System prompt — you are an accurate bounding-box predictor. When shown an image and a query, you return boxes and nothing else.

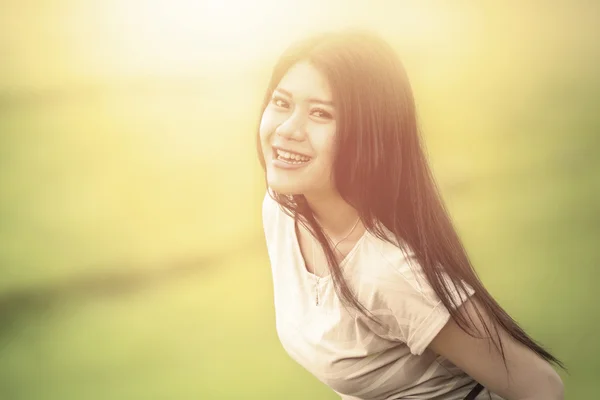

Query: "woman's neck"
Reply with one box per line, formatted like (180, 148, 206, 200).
(303, 190, 364, 240)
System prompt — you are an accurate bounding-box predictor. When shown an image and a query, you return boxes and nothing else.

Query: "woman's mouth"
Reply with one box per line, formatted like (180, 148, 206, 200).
(273, 148, 311, 164)
(271, 147, 312, 169)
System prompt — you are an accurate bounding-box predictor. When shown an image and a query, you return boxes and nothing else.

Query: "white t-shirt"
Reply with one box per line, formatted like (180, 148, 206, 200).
(262, 192, 504, 400)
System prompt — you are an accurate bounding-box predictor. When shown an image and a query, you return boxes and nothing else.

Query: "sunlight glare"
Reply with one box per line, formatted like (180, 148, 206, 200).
(107, 0, 301, 73)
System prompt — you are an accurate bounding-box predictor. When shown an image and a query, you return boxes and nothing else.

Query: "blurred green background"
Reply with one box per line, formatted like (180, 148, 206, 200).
(0, 0, 598, 399)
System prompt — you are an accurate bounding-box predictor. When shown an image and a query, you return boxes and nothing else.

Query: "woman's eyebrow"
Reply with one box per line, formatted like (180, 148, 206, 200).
(274, 87, 335, 107)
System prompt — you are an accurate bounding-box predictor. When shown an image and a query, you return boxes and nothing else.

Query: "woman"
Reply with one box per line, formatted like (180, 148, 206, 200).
(257, 30, 565, 400)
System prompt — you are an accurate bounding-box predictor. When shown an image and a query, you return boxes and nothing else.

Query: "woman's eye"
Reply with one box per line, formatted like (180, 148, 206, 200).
(271, 96, 289, 108)
(312, 109, 333, 119)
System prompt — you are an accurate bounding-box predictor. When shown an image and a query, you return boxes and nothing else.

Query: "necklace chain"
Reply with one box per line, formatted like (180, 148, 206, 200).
(312, 216, 361, 306)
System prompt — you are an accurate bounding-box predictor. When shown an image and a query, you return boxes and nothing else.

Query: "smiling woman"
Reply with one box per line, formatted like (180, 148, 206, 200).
(257, 29, 565, 400)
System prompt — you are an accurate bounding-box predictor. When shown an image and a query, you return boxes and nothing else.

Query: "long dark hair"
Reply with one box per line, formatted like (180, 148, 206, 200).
(256, 29, 564, 370)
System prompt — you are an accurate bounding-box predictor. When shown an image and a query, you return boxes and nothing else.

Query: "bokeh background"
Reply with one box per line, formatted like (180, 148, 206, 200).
(1, 0, 598, 399)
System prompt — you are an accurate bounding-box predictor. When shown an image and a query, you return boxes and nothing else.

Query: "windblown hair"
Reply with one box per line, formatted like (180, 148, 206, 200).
(256, 29, 564, 369)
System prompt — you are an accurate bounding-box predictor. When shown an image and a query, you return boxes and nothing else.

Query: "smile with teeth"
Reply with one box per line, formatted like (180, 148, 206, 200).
(275, 148, 311, 164)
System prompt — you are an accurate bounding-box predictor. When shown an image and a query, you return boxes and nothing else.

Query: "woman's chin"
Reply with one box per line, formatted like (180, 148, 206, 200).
(267, 179, 303, 196)
(268, 186, 300, 197)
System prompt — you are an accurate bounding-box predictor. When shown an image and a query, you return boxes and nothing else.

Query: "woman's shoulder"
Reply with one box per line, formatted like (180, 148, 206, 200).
(262, 190, 281, 220)
(361, 227, 418, 280)
(359, 228, 466, 305)
(354, 230, 423, 296)
(360, 226, 475, 311)
(261, 190, 290, 244)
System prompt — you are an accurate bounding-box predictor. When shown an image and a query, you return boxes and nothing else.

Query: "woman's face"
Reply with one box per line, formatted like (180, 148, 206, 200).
(259, 61, 337, 197)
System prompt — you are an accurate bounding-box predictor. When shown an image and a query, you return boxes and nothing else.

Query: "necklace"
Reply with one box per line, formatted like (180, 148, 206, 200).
(312, 216, 361, 306)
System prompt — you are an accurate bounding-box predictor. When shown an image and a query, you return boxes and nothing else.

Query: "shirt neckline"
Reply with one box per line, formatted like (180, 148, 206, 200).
(291, 216, 368, 283)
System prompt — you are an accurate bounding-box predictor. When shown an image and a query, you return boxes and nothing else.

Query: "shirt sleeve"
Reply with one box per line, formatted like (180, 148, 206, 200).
(373, 250, 475, 356)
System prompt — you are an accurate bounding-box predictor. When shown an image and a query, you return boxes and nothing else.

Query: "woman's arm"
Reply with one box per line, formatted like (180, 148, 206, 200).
(429, 298, 564, 400)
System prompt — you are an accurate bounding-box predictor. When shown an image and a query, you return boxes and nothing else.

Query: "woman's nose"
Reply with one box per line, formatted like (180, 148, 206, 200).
(275, 113, 306, 141)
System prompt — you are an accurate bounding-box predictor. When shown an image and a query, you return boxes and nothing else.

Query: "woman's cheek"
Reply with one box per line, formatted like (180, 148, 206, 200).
(258, 113, 272, 140)
(312, 128, 337, 158)
(260, 111, 284, 140)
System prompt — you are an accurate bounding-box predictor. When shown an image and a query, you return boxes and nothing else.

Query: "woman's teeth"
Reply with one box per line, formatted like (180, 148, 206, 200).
(276, 149, 311, 164)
